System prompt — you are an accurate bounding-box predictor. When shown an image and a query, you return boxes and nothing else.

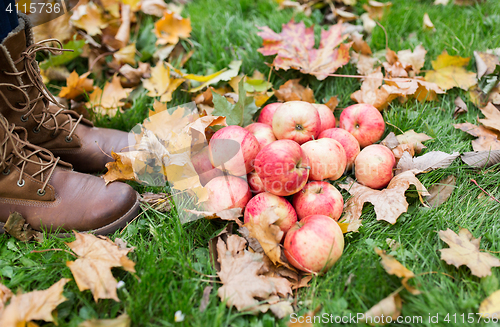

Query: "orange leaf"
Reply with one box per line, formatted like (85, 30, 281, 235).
(87, 75, 133, 116)
(70, 2, 109, 36)
(274, 79, 315, 103)
(103, 151, 137, 185)
(154, 10, 192, 45)
(59, 71, 94, 100)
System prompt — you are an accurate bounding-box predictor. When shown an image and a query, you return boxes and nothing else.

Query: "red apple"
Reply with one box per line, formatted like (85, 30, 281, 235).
(292, 181, 344, 221)
(244, 192, 297, 233)
(203, 175, 252, 212)
(284, 215, 344, 273)
(272, 101, 321, 145)
(191, 147, 225, 186)
(209, 125, 260, 176)
(313, 104, 336, 132)
(339, 104, 385, 148)
(247, 171, 265, 194)
(245, 123, 277, 149)
(258, 102, 282, 126)
(319, 128, 360, 171)
(355, 144, 396, 189)
(300, 138, 346, 181)
(254, 140, 310, 196)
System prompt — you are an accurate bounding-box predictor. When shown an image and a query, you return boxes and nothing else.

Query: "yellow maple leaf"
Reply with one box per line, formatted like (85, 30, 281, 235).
(0, 279, 69, 327)
(113, 43, 137, 66)
(87, 75, 132, 116)
(70, 1, 109, 36)
(143, 62, 185, 102)
(66, 232, 136, 302)
(154, 10, 192, 45)
(59, 71, 94, 100)
(424, 50, 477, 90)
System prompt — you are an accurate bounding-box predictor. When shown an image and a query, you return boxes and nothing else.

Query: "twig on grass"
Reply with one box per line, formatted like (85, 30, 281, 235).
(470, 179, 500, 204)
(30, 248, 77, 257)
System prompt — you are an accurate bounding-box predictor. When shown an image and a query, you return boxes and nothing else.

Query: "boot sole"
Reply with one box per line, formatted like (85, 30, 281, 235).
(0, 193, 141, 237)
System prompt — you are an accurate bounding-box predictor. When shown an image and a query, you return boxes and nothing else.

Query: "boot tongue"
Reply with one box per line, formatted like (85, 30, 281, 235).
(1, 24, 27, 63)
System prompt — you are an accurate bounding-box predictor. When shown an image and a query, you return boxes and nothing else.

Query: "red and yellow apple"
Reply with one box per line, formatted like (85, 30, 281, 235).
(313, 104, 336, 132)
(254, 139, 310, 196)
(244, 192, 297, 233)
(272, 101, 321, 145)
(339, 104, 385, 148)
(209, 125, 260, 176)
(284, 215, 344, 273)
(300, 138, 346, 181)
(319, 128, 360, 171)
(292, 181, 344, 221)
(245, 123, 277, 149)
(202, 175, 252, 212)
(355, 144, 396, 189)
(258, 102, 282, 126)
(191, 146, 224, 186)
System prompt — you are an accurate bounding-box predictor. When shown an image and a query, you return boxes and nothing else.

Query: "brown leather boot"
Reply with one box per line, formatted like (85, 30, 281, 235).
(0, 14, 132, 173)
(0, 114, 140, 234)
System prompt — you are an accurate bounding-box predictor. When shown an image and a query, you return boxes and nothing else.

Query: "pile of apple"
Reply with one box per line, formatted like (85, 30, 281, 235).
(191, 101, 395, 274)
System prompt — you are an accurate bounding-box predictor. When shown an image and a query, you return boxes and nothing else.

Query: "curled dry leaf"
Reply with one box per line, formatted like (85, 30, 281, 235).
(454, 96, 468, 118)
(375, 248, 420, 295)
(216, 234, 292, 314)
(154, 10, 192, 45)
(438, 228, 500, 278)
(396, 129, 432, 154)
(70, 2, 109, 36)
(274, 79, 315, 103)
(119, 62, 151, 87)
(460, 150, 500, 168)
(139, 192, 171, 213)
(396, 151, 459, 175)
(103, 152, 137, 185)
(199, 286, 213, 313)
(454, 122, 500, 151)
(479, 102, 500, 134)
(424, 50, 477, 91)
(360, 292, 402, 326)
(4, 212, 43, 242)
(87, 75, 133, 116)
(143, 62, 185, 102)
(423, 13, 436, 32)
(257, 20, 351, 80)
(59, 71, 94, 100)
(140, 0, 168, 16)
(397, 45, 427, 75)
(78, 313, 131, 327)
(339, 171, 430, 224)
(66, 232, 136, 302)
(324, 96, 339, 111)
(0, 278, 69, 327)
(479, 290, 500, 317)
(113, 43, 137, 66)
(184, 208, 243, 223)
(362, 0, 392, 20)
(474, 51, 500, 79)
(425, 175, 456, 207)
(0, 283, 13, 312)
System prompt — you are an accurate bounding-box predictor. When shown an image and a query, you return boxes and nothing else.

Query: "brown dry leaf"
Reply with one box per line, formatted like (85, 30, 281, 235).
(0, 279, 69, 327)
(425, 175, 457, 207)
(479, 290, 500, 317)
(87, 75, 132, 116)
(474, 51, 500, 79)
(216, 235, 292, 313)
(244, 207, 284, 266)
(397, 45, 427, 75)
(3, 211, 43, 242)
(454, 122, 500, 151)
(355, 53, 378, 76)
(363, 0, 392, 20)
(184, 208, 243, 223)
(351, 68, 395, 110)
(154, 10, 192, 45)
(139, 192, 171, 213)
(325, 96, 339, 111)
(460, 150, 500, 168)
(425, 50, 477, 90)
(396, 151, 459, 175)
(257, 21, 351, 80)
(33, 13, 74, 43)
(423, 13, 436, 32)
(438, 228, 500, 278)
(143, 62, 185, 102)
(396, 130, 432, 154)
(350, 31, 372, 56)
(339, 171, 430, 224)
(375, 248, 420, 295)
(119, 62, 151, 87)
(454, 96, 468, 118)
(199, 286, 213, 313)
(70, 2, 109, 36)
(59, 71, 94, 100)
(479, 102, 500, 133)
(0, 283, 13, 312)
(103, 151, 137, 185)
(360, 292, 402, 325)
(274, 79, 315, 103)
(140, 0, 168, 16)
(66, 232, 136, 302)
(79, 314, 131, 327)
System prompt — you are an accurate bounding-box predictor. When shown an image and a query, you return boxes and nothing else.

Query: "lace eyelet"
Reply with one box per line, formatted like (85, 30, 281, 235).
(51, 132, 57, 138)
(2, 169, 10, 175)
(65, 136, 73, 143)
(37, 189, 46, 196)
(7, 86, 14, 91)
(17, 179, 25, 187)
(32, 126, 40, 134)
(20, 115, 28, 122)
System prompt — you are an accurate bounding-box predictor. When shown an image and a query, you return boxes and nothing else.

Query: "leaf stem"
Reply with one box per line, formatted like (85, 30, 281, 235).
(470, 179, 500, 204)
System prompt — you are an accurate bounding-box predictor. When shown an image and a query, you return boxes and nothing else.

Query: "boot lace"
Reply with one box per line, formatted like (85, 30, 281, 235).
(2, 39, 82, 139)
(0, 116, 59, 196)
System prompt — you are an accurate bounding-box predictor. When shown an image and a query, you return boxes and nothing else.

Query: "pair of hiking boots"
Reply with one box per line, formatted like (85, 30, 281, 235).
(0, 14, 140, 235)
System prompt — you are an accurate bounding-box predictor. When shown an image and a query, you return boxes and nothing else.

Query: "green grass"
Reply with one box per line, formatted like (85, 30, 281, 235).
(2, 0, 500, 326)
